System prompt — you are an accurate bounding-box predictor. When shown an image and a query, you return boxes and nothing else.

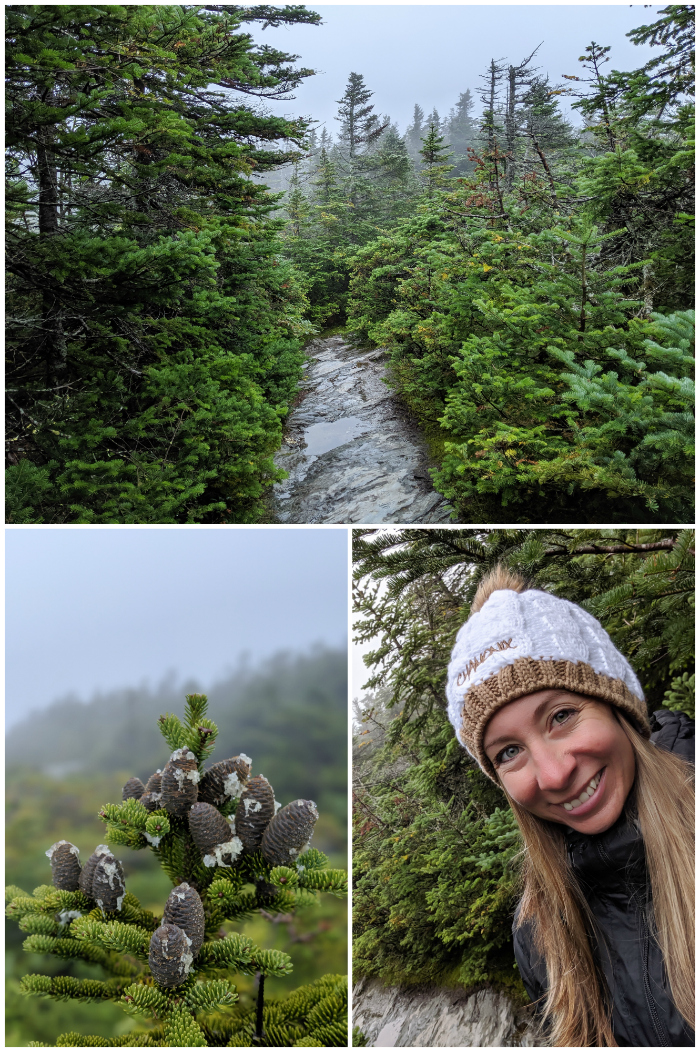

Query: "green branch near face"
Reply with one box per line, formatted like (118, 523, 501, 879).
(6, 694, 348, 1047)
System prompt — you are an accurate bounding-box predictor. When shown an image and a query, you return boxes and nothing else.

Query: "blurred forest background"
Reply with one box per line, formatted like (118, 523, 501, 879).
(6, 646, 347, 1046)
(352, 529, 693, 999)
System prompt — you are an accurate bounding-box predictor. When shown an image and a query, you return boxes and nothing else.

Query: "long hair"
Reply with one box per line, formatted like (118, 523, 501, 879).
(509, 714, 695, 1047)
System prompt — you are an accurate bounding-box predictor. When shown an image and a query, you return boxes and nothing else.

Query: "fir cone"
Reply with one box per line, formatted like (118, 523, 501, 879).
(140, 791, 163, 813)
(148, 922, 194, 988)
(122, 776, 146, 801)
(161, 748, 200, 816)
(78, 844, 111, 898)
(260, 799, 319, 866)
(92, 852, 126, 913)
(198, 754, 251, 807)
(140, 769, 163, 811)
(235, 775, 275, 851)
(45, 840, 81, 891)
(188, 802, 243, 868)
(162, 883, 205, 956)
(144, 770, 162, 793)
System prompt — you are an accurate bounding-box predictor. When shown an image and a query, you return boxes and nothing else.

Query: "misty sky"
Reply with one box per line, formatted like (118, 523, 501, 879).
(5, 528, 348, 728)
(248, 5, 659, 136)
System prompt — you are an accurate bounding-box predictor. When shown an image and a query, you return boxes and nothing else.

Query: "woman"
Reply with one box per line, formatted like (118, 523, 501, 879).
(446, 566, 694, 1047)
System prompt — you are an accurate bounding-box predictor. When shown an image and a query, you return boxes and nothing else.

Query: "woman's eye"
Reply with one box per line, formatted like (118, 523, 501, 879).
(496, 744, 520, 764)
(552, 708, 573, 725)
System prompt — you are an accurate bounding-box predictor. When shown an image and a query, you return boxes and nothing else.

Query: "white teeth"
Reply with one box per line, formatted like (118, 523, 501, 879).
(562, 772, 601, 811)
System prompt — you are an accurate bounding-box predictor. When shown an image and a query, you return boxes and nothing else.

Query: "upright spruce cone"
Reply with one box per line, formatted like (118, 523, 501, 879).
(198, 755, 251, 806)
(161, 748, 200, 816)
(78, 844, 111, 898)
(92, 852, 126, 913)
(188, 802, 243, 867)
(261, 799, 319, 866)
(235, 775, 275, 851)
(162, 883, 205, 956)
(148, 923, 194, 988)
(45, 840, 81, 891)
(122, 776, 146, 801)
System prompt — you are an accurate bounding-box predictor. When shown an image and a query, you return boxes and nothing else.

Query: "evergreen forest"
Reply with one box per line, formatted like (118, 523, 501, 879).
(352, 528, 694, 999)
(6, 5, 694, 523)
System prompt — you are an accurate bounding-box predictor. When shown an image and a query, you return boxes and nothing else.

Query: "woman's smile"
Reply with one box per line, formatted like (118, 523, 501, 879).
(555, 767, 604, 815)
(483, 691, 636, 834)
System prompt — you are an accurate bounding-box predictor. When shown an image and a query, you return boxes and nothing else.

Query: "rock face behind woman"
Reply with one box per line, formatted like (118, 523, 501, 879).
(351, 977, 536, 1047)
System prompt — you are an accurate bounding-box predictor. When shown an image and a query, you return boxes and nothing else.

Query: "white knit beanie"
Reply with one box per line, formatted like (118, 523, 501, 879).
(446, 572, 649, 782)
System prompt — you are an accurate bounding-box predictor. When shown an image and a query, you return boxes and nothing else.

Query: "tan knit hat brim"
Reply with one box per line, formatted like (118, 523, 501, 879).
(459, 656, 651, 783)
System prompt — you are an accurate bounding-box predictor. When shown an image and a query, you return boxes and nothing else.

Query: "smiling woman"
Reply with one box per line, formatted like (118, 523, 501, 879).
(446, 566, 695, 1047)
(483, 692, 637, 835)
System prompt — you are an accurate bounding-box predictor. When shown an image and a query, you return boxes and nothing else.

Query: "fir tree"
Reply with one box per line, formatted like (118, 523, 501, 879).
(566, 6, 695, 312)
(284, 165, 312, 239)
(6, 694, 348, 1047)
(443, 90, 478, 177)
(335, 73, 388, 160)
(5, 4, 320, 524)
(502, 46, 542, 192)
(405, 104, 427, 164)
(419, 124, 454, 197)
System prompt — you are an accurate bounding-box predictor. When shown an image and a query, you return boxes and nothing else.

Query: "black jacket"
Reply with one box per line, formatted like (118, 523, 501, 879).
(513, 710, 695, 1047)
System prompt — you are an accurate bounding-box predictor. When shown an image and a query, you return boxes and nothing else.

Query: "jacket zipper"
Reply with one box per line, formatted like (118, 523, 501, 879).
(641, 910, 669, 1047)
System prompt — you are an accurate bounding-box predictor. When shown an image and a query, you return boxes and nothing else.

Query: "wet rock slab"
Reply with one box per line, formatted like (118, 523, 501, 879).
(352, 976, 536, 1047)
(272, 336, 453, 524)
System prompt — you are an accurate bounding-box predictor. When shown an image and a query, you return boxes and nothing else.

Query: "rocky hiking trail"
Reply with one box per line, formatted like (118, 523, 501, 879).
(271, 335, 453, 523)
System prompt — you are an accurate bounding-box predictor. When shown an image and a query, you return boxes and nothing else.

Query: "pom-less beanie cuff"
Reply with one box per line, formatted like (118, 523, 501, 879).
(459, 656, 651, 783)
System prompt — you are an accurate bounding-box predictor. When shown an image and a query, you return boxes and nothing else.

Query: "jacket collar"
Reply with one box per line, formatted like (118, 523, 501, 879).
(565, 802, 647, 890)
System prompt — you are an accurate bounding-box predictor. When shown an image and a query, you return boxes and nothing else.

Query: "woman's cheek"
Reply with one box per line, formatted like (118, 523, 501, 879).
(501, 768, 535, 809)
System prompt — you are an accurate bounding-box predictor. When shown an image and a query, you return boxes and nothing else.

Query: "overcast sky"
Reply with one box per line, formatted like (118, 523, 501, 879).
(5, 528, 348, 728)
(248, 4, 660, 135)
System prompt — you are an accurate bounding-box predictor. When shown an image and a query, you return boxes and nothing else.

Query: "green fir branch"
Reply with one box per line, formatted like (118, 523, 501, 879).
(163, 1004, 208, 1047)
(71, 917, 151, 960)
(20, 974, 129, 1003)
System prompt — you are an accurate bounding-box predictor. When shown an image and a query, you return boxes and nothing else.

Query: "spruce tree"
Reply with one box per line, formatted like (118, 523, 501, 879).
(6, 694, 348, 1047)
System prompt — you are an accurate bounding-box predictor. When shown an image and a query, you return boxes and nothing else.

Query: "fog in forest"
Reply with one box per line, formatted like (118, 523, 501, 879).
(6, 528, 347, 727)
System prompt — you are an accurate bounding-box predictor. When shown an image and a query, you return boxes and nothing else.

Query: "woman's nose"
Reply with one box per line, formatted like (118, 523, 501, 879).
(531, 746, 577, 793)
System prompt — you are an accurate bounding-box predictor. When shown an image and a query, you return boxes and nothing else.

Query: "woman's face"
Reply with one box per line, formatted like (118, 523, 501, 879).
(483, 690, 636, 834)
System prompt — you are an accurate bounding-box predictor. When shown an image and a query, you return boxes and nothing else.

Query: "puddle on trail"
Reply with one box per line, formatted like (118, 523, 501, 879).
(303, 415, 372, 456)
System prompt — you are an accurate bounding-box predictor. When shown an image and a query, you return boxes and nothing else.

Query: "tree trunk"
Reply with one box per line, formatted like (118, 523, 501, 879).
(642, 262, 655, 316)
(504, 65, 516, 192)
(36, 127, 67, 380)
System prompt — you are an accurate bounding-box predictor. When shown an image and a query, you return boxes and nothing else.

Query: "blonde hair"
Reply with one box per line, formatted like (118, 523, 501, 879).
(509, 713, 694, 1047)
